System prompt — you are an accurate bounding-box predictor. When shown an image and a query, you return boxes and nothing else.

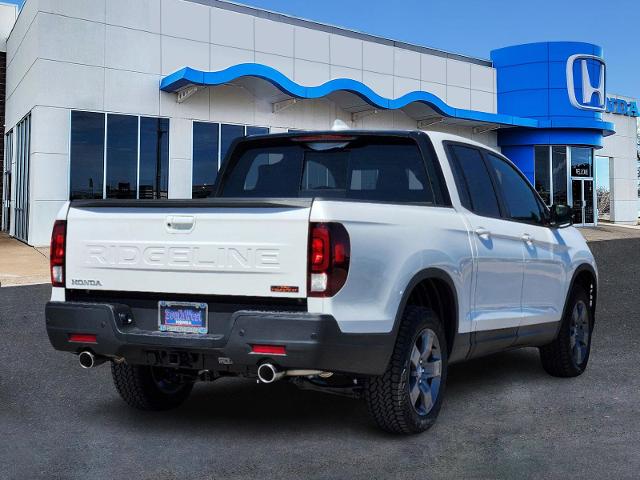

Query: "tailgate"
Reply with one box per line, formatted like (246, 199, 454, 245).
(65, 199, 311, 298)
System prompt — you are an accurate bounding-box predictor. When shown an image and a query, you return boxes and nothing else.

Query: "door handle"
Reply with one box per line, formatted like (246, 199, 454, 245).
(165, 215, 195, 233)
(474, 228, 491, 239)
(521, 233, 533, 245)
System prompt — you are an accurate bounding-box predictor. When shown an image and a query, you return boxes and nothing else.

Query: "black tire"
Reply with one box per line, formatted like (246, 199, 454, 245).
(111, 362, 194, 411)
(365, 306, 448, 434)
(539, 286, 593, 377)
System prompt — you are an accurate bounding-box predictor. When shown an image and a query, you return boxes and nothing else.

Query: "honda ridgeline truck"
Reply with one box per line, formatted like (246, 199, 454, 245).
(45, 130, 597, 434)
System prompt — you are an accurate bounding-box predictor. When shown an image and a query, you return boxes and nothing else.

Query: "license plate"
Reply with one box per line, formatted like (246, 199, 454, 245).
(158, 301, 208, 334)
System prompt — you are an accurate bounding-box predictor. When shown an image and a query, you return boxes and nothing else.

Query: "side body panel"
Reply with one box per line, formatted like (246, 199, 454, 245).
(463, 211, 524, 332)
(427, 132, 597, 344)
(520, 223, 570, 327)
(308, 200, 475, 334)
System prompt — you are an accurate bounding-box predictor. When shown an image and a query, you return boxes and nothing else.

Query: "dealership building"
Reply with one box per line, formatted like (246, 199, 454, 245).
(0, 0, 638, 246)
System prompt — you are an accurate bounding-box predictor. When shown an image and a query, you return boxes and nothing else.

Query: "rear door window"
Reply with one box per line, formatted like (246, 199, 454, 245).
(220, 137, 436, 204)
(447, 145, 501, 218)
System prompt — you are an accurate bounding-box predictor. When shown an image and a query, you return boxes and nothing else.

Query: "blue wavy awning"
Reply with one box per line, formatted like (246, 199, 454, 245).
(160, 63, 614, 134)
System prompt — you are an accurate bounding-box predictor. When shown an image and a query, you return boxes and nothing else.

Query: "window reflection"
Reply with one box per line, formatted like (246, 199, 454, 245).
(139, 117, 169, 199)
(552, 146, 567, 205)
(192, 122, 219, 198)
(70, 111, 105, 200)
(570, 147, 593, 178)
(192, 123, 270, 198)
(246, 126, 269, 136)
(534, 146, 550, 205)
(533, 145, 572, 207)
(220, 124, 245, 167)
(106, 114, 138, 199)
(70, 112, 170, 201)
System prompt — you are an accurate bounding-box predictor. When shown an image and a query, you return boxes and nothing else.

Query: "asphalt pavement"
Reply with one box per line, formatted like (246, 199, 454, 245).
(1, 238, 639, 479)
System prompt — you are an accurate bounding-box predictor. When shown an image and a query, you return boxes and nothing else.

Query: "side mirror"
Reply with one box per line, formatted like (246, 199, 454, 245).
(550, 204, 573, 228)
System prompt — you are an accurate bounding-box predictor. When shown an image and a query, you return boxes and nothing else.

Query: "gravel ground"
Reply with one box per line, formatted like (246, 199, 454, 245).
(1, 238, 639, 479)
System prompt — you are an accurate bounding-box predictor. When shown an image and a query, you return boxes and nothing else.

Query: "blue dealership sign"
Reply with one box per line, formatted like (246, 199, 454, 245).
(566, 54, 606, 112)
(606, 97, 639, 117)
(490, 42, 617, 183)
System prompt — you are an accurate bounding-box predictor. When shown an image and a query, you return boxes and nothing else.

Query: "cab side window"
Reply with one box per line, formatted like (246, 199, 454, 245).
(485, 153, 547, 225)
(448, 145, 501, 218)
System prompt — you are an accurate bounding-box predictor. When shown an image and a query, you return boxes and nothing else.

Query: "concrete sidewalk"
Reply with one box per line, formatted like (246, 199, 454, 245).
(580, 222, 640, 242)
(0, 232, 50, 287)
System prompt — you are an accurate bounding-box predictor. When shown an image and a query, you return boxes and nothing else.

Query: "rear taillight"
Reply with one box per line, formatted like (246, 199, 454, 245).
(50, 220, 66, 287)
(308, 223, 350, 297)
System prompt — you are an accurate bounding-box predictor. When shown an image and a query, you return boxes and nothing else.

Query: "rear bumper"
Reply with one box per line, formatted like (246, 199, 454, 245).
(45, 301, 393, 376)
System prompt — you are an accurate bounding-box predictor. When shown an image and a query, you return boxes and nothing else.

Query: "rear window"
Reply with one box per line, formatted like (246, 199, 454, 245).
(218, 137, 436, 203)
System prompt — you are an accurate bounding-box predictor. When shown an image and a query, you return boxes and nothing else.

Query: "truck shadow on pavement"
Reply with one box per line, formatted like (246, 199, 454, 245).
(90, 347, 551, 436)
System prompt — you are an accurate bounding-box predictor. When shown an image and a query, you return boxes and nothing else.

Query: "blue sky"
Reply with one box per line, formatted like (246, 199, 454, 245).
(232, 0, 639, 98)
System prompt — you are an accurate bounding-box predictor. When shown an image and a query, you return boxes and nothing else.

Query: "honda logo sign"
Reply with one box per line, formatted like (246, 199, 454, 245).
(566, 54, 606, 112)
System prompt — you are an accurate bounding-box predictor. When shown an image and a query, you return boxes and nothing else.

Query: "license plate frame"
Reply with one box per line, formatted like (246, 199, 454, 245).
(158, 301, 208, 334)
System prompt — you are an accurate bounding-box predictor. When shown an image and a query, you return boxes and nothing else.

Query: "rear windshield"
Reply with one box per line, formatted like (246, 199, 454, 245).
(218, 137, 435, 203)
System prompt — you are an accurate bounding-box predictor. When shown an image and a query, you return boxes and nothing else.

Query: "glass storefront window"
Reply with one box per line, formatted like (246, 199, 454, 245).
(192, 123, 270, 198)
(192, 122, 220, 198)
(2, 130, 13, 232)
(70, 111, 105, 200)
(220, 124, 245, 167)
(552, 146, 567, 205)
(106, 114, 138, 199)
(533, 145, 596, 225)
(534, 146, 550, 205)
(139, 117, 170, 199)
(70, 112, 170, 200)
(534, 145, 568, 206)
(570, 147, 593, 178)
(247, 126, 269, 136)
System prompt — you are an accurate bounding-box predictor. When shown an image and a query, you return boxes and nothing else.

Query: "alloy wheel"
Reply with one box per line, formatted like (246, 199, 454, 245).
(408, 328, 442, 415)
(569, 300, 590, 365)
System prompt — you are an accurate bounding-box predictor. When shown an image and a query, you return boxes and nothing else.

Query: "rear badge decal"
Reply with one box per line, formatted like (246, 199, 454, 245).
(270, 285, 299, 293)
(71, 279, 103, 287)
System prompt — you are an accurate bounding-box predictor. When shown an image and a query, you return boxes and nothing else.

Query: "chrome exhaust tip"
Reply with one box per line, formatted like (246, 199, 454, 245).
(79, 351, 96, 369)
(78, 351, 107, 369)
(257, 363, 285, 384)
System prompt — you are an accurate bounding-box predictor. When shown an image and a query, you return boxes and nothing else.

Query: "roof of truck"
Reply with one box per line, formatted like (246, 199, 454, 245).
(241, 129, 503, 155)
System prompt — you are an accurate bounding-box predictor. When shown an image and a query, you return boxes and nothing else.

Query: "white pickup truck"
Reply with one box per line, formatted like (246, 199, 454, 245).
(45, 130, 597, 434)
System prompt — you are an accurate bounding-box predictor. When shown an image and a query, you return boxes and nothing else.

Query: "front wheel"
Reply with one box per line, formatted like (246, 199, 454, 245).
(539, 286, 593, 377)
(365, 306, 448, 434)
(111, 363, 194, 411)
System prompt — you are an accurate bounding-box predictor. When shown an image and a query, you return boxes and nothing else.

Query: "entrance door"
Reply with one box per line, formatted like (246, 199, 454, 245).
(571, 179, 595, 226)
(1, 131, 11, 232)
(14, 115, 30, 242)
(569, 147, 595, 227)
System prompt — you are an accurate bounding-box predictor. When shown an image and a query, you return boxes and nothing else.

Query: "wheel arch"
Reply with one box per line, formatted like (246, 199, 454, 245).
(567, 263, 598, 319)
(392, 268, 460, 358)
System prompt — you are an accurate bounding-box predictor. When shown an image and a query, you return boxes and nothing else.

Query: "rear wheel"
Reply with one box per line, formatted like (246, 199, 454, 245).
(365, 306, 448, 434)
(111, 363, 194, 411)
(539, 286, 593, 377)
